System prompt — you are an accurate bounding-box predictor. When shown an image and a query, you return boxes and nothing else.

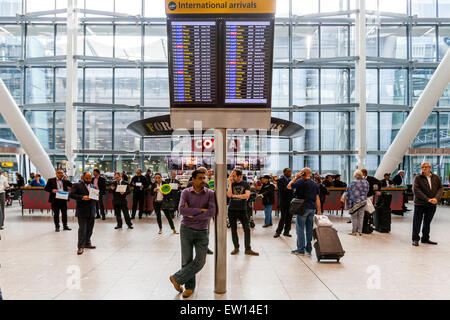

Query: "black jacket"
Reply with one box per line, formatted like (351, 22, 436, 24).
(258, 183, 275, 206)
(392, 174, 403, 186)
(131, 175, 149, 193)
(110, 180, 130, 206)
(69, 182, 97, 218)
(16, 175, 25, 188)
(44, 178, 73, 203)
(381, 179, 394, 188)
(333, 180, 347, 188)
(366, 175, 381, 197)
(277, 175, 293, 205)
(413, 173, 443, 206)
(92, 175, 106, 195)
(323, 180, 333, 188)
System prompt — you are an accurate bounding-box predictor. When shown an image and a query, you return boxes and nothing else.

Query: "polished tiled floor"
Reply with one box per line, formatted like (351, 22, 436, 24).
(1, 203, 450, 300)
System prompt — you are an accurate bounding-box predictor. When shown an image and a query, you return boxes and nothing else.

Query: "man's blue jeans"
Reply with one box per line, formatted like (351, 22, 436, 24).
(173, 224, 209, 290)
(295, 208, 315, 253)
(264, 204, 273, 225)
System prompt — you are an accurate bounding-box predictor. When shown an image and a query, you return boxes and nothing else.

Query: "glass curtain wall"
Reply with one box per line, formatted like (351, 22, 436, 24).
(1, 0, 450, 183)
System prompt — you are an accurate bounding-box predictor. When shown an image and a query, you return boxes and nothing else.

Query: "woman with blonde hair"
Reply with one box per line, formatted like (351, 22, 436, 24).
(345, 170, 369, 236)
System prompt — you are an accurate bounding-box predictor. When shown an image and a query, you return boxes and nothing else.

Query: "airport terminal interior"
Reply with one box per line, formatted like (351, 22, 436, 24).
(1, 0, 450, 300)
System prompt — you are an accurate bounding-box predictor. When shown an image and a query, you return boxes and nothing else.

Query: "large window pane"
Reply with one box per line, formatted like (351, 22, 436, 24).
(55, 111, 66, 150)
(115, 0, 141, 15)
(412, 69, 433, 105)
(351, 69, 378, 104)
(412, 113, 437, 148)
(293, 155, 319, 172)
(85, 25, 113, 57)
(0, 25, 22, 60)
(321, 26, 348, 58)
(25, 111, 53, 149)
(26, 24, 54, 58)
(25, 67, 54, 103)
(439, 0, 450, 17)
(293, 112, 319, 151)
(144, 0, 165, 17)
(321, 112, 349, 150)
(379, 25, 407, 59)
(412, 0, 437, 17)
(144, 68, 169, 107)
(321, 69, 349, 104)
(274, 24, 289, 62)
(85, 111, 112, 150)
(85, 0, 113, 13)
(114, 68, 141, 105)
(366, 112, 378, 151)
(321, 155, 348, 183)
(411, 26, 437, 62)
(115, 25, 141, 60)
(84, 156, 113, 173)
(293, 26, 319, 60)
(275, 0, 289, 17)
(272, 68, 289, 108)
(293, 69, 319, 106)
(1, 0, 22, 16)
(440, 112, 450, 148)
(55, 68, 84, 103)
(144, 25, 167, 61)
(0, 114, 17, 143)
(0, 68, 21, 103)
(439, 156, 450, 184)
(365, 24, 377, 57)
(26, 0, 54, 13)
(438, 26, 450, 60)
(114, 112, 140, 151)
(84, 68, 112, 103)
(379, 112, 407, 151)
(293, 0, 318, 15)
(320, 0, 348, 12)
(379, 0, 407, 13)
(380, 69, 407, 105)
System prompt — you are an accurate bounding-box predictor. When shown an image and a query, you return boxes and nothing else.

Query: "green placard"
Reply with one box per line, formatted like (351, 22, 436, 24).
(208, 180, 215, 190)
(160, 184, 172, 195)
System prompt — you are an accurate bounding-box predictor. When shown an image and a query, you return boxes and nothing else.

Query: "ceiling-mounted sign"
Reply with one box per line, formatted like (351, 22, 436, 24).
(1, 162, 14, 167)
(165, 0, 276, 14)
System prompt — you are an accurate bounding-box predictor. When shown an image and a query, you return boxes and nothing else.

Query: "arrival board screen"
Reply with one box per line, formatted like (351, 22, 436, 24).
(225, 20, 272, 104)
(168, 21, 217, 105)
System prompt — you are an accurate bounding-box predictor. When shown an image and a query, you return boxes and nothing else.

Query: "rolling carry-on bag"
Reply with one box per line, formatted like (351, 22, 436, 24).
(313, 226, 345, 262)
(362, 211, 374, 234)
(374, 193, 392, 233)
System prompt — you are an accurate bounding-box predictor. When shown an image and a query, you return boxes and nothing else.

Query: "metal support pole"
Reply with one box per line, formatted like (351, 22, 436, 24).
(65, 0, 78, 178)
(355, 0, 367, 170)
(214, 128, 227, 294)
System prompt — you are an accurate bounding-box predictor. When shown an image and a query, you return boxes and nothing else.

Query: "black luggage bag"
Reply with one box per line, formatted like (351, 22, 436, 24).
(362, 211, 374, 234)
(374, 193, 392, 233)
(313, 226, 345, 262)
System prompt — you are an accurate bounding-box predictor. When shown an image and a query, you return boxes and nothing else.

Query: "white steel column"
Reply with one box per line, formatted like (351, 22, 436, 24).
(375, 49, 450, 179)
(355, 0, 367, 170)
(65, 0, 78, 178)
(214, 128, 227, 294)
(0, 80, 55, 180)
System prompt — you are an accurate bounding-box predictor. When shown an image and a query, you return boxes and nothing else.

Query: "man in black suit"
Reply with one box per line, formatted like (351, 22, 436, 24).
(274, 168, 294, 238)
(381, 173, 394, 188)
(44, 169, 73, 232)
(69, 172, 98, 255)
(93, 169, 106, 220)
(110, 171, 133, 229)
(392, 170, 405, 186)
(165, 171, 182, 216)
(361, 169, 381, 200)
(131, 169, 149, 219)
(333, 174, 347, 188)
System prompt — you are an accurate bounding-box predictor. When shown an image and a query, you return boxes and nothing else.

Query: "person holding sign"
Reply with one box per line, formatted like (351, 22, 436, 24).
(44, 169, 73, 232)
(110, 172, 133, 230)
(130, 169, 149, 219)
(152, 173, 178, 235)
(169, 170, 216, 299)
(69, 172, 98, 255)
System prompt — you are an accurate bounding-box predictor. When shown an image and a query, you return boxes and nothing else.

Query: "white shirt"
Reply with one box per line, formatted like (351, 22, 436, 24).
(426, 174, 432, 189)
(156, 183, 163, 201)
(0, 175, 9, 193)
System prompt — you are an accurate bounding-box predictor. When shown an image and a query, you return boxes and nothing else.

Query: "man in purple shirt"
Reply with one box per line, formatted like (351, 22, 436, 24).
(170, 170, 216, 299)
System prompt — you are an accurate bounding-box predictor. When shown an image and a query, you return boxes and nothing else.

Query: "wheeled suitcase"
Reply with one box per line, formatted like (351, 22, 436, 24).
(374, 193, 392, 233)
(313, 226, 345, 262)
(362, 211, 374, 234)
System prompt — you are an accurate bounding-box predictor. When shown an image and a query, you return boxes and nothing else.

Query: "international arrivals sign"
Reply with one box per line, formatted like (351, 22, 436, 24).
(165, 0, 276, 14)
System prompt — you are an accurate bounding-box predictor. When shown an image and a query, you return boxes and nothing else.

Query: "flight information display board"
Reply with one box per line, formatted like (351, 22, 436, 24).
(225, 21, 272, 104)
(168, 21, 217, 105)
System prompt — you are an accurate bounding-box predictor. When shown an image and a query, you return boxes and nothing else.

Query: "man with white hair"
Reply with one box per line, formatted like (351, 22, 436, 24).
(412, 162, 443, 247)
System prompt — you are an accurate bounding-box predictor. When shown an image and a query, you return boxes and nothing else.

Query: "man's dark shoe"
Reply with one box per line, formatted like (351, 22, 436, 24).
(63, 226, 71, 231)
(55, 228, 60, 232)
(115, 226, 122, 229)
(347, 220, 352, 223)
(262, 224, 270, 228)
(138, 216, 142, 219)
(128, 225, 134, 229)
(245, 249, 259, 256)
(412, 241, 419, 247)
(274, 233, 280, 238)
(95, 215, 100, 219)
(230, 248, 239, 255)
(207, 249, 213, 255)
(101, 216, 106, 220)
(85, 244, 96, 249)
(283, 233, 292, 237)
(421, 240, 438, 245)
(131, 216, 135, 220)
(77, 248, 84, 255)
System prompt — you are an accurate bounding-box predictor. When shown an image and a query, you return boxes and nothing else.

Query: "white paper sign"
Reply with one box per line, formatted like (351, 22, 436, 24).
(170, 183, 178, 190)
(89, 187, 99, 200)
(55, 191, 69, 200)
(135, 182, 142, 187)
(116, 184, 127, 193)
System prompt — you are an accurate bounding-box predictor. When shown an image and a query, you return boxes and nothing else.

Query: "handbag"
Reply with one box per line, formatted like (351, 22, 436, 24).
(289, 198, 305, 216)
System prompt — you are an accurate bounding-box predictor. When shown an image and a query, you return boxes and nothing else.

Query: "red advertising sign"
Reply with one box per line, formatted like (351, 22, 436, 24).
(192, 139, 241, 152)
